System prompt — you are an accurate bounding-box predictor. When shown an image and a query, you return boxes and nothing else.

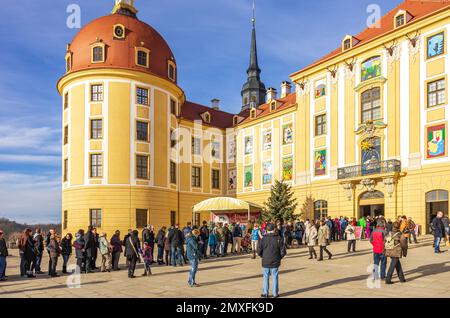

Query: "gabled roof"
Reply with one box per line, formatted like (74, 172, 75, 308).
(291, 0, 450, 77)
(180, 101, 236, 129)
(240, 93, 297, 124)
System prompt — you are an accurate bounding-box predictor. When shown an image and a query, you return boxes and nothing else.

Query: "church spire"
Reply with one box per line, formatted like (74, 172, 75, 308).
(112, 0, 138, 18)
(241, 0, 266, 112)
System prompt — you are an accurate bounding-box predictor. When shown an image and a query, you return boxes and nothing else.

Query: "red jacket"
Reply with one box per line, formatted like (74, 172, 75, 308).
(370, 227, 386, 254)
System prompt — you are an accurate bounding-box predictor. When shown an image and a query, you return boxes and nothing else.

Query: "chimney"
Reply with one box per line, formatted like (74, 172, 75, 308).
(280, 81, 292, 98)
(266, 88, 277, 102)
(211, 98, 220, 110)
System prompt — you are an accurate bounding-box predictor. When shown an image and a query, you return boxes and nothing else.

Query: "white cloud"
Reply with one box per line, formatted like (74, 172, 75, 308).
(0, 123, 60, 154)
(0, 154, 60, 166)
(0, 172, 60, 224)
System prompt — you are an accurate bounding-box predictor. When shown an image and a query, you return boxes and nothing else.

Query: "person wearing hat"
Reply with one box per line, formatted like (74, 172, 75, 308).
(0, 230, 8, 281)
(186, 229, 201, 287)
(257, 223, 286, 298)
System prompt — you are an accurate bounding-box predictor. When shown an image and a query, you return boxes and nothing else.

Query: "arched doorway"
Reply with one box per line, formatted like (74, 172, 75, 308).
(359, 191, 385, 218)
(426, 190, 448, 231)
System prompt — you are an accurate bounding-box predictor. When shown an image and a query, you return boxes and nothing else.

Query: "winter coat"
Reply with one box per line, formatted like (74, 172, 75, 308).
(186, 235, 200, 261)
(155, 229, 165, 247)
(232, 225, 243, 238)
(168, 228, 183, 248)
(73, 234, 85, 259)
(0, 238, 8, 257)
(142, 228, 151, 245)
(304, 225, 318, 247)
(345, 224, 356, 241)
(142, 245, 153, 263)
(442, 216, 449, 228)
(48, 237, 61, 258)
(99, 236, 111, 255)
(125, 234, 141, 260)
(83, 231, 96, 257)
(385, 231, 402, 258)
(216, 227, 226, 242)
(208, 233, 217, 246)
(33, 233, 44, 252)
(317, 225, 330, 247)
(251, 229, 261, 241)
(61, 237, 72, 255)
(110, 234, 122, 254)
(257, 233, 286, 268)
(200, 225, 209, 241)
(431, 217, 445, 238)
(163, 236, 171, 251)
(358, 217, 366, 228)
(20, 236, 36, 260)
(399, 219, 410, 238)
(370, 227, 387, 254)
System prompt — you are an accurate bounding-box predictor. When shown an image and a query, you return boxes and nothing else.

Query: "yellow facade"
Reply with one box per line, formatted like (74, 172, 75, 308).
(237, 6, 450, 233)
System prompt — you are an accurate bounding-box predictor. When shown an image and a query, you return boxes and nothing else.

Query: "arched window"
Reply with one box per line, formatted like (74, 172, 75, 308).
(314, 200, 328, 220)
(426, 190, 449, 203)
(168, 61, 176, 81)
(361, 87, 381, 123)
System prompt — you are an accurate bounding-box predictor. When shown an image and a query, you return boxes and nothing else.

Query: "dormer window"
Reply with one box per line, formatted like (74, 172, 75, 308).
(168, 60, 176, 82)
(135, 47, 150, 68)
(395, 14, 405, 28)
(342, 35, 359, 51)
(91, 41, 106, 64)
(394, 10, 412, 29)
(343, 39, 351, 50)
(233, 115, 239, 126)
(250, 108, 257, 119)
(202, 112, 211, 123)
(270, 101, 277, 112)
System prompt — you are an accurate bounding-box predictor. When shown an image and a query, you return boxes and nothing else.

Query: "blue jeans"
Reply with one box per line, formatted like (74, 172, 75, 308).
(262, 267, 279, 296)
(434, 237, 442, 253)
(35, 251, 43, 272)
(157, 246, 164, 261)
(171, 246, 182, 266)
(0, 256, 6, 279)
(62, 254, 70, 271)
(218, 242, 225, 255)
(188, 259, 199, 285)
(373, 253, 387, 279)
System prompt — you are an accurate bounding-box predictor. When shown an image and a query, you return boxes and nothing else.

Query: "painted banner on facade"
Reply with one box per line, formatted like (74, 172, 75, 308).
(263, 161, 273, 185)
(314, 149, 327, 176)
(244, 165, 253, 187)
(427, 124, 446, 159)
(282, 156, 293, 181)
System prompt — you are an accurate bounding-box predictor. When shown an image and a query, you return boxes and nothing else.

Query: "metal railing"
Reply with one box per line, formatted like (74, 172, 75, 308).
(337, 159, 401, 180)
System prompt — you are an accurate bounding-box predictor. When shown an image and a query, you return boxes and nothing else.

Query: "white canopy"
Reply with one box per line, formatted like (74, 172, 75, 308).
(192, 197, 263, 222)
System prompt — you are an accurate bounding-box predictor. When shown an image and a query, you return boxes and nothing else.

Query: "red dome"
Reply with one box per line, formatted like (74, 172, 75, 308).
(68, 12, 176, 82)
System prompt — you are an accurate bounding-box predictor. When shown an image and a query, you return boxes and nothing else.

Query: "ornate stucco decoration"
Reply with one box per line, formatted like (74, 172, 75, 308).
(355, 120, 388, 139)
(342, 183, 355, 201)
(382, 177, 396, 197)
(360, 179, 376, 192)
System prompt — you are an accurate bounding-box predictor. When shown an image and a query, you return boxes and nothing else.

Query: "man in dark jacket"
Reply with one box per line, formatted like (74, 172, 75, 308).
(232, 223, 243, 254)
(186, 230, 201, 287)
(168, 224, 183, 266)
(199, 221, 209, 259)
(155, 227, 166, 265)
(258, 223, 286, 298)
(33, 228, 44, 274)
(92, 228, 99, 270)
(83, 226, 95, 273)
(142, 225, 151, 248)
(0, 230, 8, 281)
(125, 230, 141, 278)
(431, 211, 445, 253)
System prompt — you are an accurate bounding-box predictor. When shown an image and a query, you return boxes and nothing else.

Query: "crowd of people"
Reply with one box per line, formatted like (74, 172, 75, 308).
(0, 212, 448, 296)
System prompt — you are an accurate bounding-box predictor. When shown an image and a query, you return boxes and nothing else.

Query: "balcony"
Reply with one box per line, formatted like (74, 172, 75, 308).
(337, 159, 401, 180)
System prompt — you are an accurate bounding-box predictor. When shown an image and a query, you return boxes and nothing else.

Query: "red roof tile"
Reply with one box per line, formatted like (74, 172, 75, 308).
(240, 93, 297, 124)
(291, 0, 450, 77)
(181, 101, 236, 129)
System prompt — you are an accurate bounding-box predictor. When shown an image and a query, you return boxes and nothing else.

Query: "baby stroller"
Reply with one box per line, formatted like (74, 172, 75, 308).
(241, 233, 252, 254)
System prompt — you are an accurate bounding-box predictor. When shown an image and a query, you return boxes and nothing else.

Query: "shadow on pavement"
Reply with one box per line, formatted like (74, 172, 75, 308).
(0, 280, 109, 296)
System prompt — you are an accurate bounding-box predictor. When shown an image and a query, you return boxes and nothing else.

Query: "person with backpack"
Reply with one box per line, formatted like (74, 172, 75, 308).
(370, 220, 387, 280)
(385, 221, 406, 284)
(258, 223, 286, 298)
(431, 211, 445, 253)
(345, 220, 357, 253)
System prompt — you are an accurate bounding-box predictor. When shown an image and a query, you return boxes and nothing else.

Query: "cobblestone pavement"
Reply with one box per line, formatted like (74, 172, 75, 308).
(0, 235, 449, 298)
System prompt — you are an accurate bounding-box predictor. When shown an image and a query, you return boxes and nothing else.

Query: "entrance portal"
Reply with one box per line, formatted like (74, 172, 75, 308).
(359, 191, 385, 218)
(426, 190, 448, 233)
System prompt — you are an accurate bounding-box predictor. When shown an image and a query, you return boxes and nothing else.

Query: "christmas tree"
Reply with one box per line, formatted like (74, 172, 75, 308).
(262, 180, 298, 224)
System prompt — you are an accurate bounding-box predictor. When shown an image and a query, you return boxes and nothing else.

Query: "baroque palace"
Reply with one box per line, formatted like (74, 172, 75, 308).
(58, 0, 450, 236)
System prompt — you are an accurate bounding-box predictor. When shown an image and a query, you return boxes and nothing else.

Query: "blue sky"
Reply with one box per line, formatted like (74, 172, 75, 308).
(0, 0, 402, 223)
